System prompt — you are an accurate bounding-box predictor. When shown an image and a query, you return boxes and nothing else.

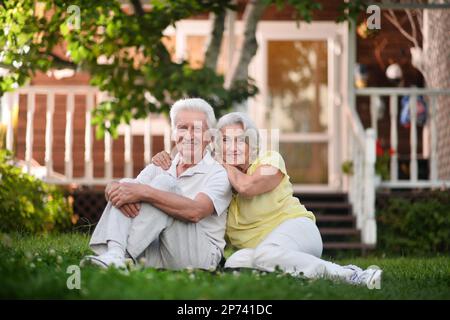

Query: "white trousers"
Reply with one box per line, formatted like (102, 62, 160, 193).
(89, 174, 222, 270)
(225, 217, 355, 281)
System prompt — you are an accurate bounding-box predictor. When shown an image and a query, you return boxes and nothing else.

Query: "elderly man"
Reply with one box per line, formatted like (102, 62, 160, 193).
(82, 98, 232, 270)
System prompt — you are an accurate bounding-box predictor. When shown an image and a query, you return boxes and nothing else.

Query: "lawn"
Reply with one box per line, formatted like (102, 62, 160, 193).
(0, 233, 449, 299)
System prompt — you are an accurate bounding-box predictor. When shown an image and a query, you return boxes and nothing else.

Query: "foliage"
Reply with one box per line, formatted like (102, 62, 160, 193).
(0, 0, 357, 137)
(375, 153, 390, 181)
(0, 0, 255, 137)
(0, 150, 73, 233)
(268, 0, 322, 22)
(375, 139, 393, 180)
(341, 160, 354, 176)
(377, 190, 450, 255)
(341, 138, 392, 179)
(336, 0, 367, 24)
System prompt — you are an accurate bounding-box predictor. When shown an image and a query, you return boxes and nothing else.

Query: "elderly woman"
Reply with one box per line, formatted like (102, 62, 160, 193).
(82, 98, 231, 270)
(152, 112, 382, 287)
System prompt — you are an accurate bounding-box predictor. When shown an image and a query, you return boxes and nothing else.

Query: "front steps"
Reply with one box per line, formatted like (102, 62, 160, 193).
(295, 192, 375, 255)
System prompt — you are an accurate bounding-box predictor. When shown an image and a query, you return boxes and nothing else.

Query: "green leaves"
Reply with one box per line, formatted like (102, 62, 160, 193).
(1, 0, 257, 135)
(336, 0, 367, 24)
(0, 150, 73, 234)
(377, 191, 450, 255)
(0, 0, 358, 136)
(264, 0, 322, 23)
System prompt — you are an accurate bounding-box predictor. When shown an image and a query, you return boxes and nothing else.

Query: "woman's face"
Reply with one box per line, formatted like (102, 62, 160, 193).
(219, 123, 250, 168)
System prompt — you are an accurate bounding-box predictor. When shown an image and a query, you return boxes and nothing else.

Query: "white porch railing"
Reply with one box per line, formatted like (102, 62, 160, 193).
(343, 87, 450, 246)
(1, 85, 171, 185)
(2, 85, 448, 246)
(342, 98, 377, 246)
(356, 87, 450, 189)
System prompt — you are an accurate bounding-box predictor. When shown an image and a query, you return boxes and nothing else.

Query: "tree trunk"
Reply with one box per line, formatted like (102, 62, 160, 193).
(204, 11, 226, 70)
(225, 0, 266, 89)
(424, 6, 450, 180)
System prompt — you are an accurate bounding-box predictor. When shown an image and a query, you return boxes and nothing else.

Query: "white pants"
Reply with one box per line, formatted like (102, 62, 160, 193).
(225, 217, 355, 281)
(89, 174, 222, 270)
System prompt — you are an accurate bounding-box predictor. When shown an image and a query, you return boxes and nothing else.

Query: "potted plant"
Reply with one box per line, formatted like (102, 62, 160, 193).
(376, 138, 395, 181)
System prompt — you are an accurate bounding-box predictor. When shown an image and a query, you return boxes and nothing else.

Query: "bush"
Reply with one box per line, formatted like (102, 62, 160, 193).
(377, 190, 450, 255)
(0, 150, 73, 233)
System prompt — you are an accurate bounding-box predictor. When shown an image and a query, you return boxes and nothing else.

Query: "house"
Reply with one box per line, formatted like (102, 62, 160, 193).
(1, 0, 449, 253)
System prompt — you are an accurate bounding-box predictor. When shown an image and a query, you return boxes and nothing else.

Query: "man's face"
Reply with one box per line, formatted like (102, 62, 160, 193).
(174, 110, 210, 164)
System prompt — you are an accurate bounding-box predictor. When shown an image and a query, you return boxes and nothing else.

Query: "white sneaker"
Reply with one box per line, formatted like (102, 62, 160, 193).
(343, 264, 363, 273)
(349, 268, 383, 288)
(81, 252, 126, 269)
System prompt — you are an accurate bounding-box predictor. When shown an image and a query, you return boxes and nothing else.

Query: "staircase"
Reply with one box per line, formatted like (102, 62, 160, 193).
(295, 192, 375, 255)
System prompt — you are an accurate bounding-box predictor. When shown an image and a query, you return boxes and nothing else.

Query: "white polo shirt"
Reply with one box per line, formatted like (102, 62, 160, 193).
(135, 150, 232, 252)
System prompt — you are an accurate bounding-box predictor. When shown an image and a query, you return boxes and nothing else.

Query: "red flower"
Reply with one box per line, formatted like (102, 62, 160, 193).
(376, 139, 384, 157)
(389, 148, 395, 156)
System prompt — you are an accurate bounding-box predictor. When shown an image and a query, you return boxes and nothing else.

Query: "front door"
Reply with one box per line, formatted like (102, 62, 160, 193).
(250, 22, 346, 191)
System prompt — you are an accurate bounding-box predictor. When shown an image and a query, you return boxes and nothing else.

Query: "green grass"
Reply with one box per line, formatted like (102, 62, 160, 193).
(0, 233, 449, 299)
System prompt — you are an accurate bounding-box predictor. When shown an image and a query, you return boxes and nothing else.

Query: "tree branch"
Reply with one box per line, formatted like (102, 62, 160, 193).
(128, 0, 172, 65)
(0, 63, 13, 71)
(374, 37, 388, 71)
(225, 0, 266, 89)
(48, 53, 77, 69)
(405, 9, 417, 44)
(130, 0, 145, 16)
(204, 10, 226, 70)
(415, 9, 423, 36)
(383, 10, 419, 47)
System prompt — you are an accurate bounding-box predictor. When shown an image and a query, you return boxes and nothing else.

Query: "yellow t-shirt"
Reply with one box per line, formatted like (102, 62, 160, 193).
(226, 150, 316, 249)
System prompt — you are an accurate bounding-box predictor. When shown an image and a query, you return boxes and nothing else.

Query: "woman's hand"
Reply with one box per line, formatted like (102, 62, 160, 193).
(109, 182, 148, 208)
(152, 151, 172, 170)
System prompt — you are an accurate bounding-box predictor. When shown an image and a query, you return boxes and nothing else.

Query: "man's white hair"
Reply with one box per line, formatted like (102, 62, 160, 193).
(216, 112, 260, 161)
(169, 98, 216, 130)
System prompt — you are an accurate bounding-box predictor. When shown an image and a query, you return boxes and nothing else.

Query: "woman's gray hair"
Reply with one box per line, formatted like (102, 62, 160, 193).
(216, 112, 260, 161)
(170, 98, 216, 130)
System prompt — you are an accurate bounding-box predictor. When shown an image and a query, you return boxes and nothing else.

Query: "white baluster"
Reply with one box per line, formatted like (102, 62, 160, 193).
(389, 94, 398, 181)
(104, 126, 113, 180)
(65, 93, 74, 179)
(356, 147, 364, 229)
(96, 92, 113, 181)
(353, 140, 362, 229)
(25, 93, 35, 174)
(370, 94, 378, 137)
(85, 92, 94, 180)
(124, 124, 133, 178)
(359, 148, 365, 225)
(429, 95, 438, 182)
(409, 95, 418, 181)
(144, 114, 152, 165)
(347, 123, 354, 205)
(341, 107, 349, 191)
(363, 128, 376, 245)
(3, 93, 15, 152)
(4, 92, 19, 151)
(45, 92, 55, 178)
